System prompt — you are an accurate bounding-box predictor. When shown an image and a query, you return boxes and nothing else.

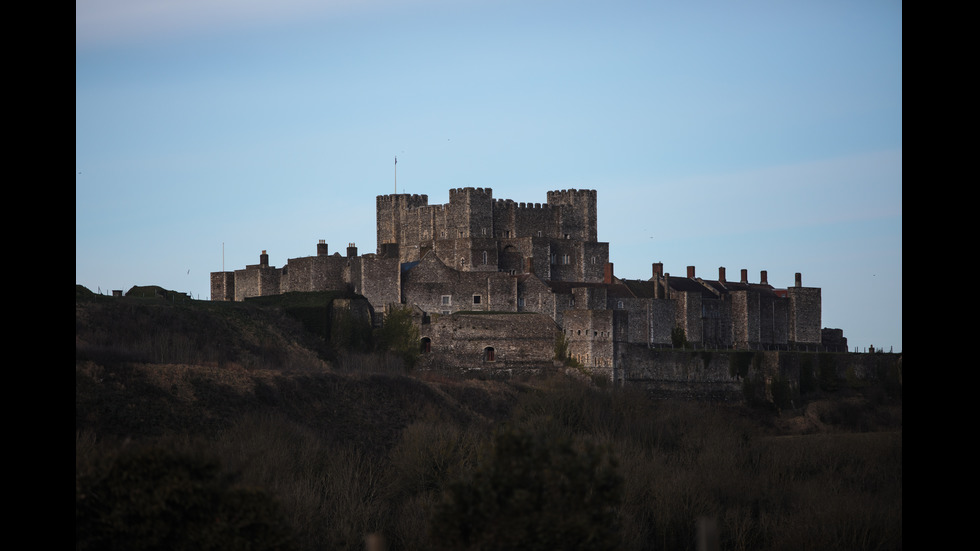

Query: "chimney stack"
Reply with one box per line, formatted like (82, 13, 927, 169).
(347, 243, 357, 258)
(687, 265, 696, 279)
(652, 262, 664, 278)
(795, 272, 802, 287)
(740, 269, 748, 283)
(718, 267, 726, 283)
(317, 240, 328, 256)
(260, 250, 269, 268)
(604, 262, 614, 284)
(760, 270, 768, 285)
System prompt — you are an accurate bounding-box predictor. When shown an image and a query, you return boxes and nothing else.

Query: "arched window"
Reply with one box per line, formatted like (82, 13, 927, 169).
(420, 337, 431, 354)
(483, 347, 495, 362)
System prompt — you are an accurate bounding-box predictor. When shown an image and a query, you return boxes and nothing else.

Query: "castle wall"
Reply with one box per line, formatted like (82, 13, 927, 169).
(620, 348, 901, 402)
(431, 237, 499, 272)
(649, 298, 676, 345)
(447, 187, 495, 239)
(701, 297, 730, 348)
(402, 255, 518, 315)
(547, 189, 598, 242)
(282, 255, 348, 294)
(730, 290, 760, 348)
(210, 272, 235, 301)
(233, 265, 280, 301)
(563, 308, 614, 374)
(418, 312, 557, 371)
(353, 256, 402, 313)
(674, 291, 703, 344)
(788, 286, 822, 344)
(609, 297, 651, 345)
(516, 275, 555, 318)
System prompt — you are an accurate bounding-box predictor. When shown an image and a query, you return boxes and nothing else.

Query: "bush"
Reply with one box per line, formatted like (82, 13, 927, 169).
(431, 425, 622, 551)
(375, 305, 420, 370)
(76, 443, 297, 551)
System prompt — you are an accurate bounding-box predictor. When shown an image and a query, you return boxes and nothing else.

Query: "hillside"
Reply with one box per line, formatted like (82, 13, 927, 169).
(75, 285, 902, 551)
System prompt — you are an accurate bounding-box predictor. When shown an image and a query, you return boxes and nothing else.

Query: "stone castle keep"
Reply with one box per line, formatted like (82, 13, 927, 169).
(211, 188, 826, 379)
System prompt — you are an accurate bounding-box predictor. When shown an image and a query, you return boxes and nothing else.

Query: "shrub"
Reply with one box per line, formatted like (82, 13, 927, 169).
(76, 443, 297, 551)
(375, 305, 421, 370)
(431, 425, 622, 551)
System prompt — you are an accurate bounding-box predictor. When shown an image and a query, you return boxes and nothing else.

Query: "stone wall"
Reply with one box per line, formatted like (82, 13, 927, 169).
(210, 272, 234, 301)
(563, 308, 614, 374)
(619, 346, 902, 402)
(788, 286, 822, 344)
(418, 312, 558, 373)
(402, 254, 518, 315)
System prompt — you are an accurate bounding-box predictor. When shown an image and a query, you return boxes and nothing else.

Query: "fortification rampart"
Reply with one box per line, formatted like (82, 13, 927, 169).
(618, 346, 902, 402)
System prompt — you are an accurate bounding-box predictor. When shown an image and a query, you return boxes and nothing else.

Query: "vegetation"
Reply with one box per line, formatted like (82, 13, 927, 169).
(76, 286, 902, 550)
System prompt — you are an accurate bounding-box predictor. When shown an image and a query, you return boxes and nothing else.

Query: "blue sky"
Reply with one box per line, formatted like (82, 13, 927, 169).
(76, 0, 902, 352)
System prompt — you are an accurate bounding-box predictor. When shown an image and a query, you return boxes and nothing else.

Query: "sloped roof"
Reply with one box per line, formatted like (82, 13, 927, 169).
(544, 280, 635, 298)
(620, 279, 659, 299)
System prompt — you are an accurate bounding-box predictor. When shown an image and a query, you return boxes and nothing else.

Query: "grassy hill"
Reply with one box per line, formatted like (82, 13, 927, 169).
(75, 285, 902, 551)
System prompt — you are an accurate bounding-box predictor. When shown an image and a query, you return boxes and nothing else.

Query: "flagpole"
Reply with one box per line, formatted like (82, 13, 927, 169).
(394, 156, 397, 194)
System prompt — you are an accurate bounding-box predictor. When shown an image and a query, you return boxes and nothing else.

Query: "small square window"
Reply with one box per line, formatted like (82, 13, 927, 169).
(473, 295, 481, 305)
(441, 295, 451, 305)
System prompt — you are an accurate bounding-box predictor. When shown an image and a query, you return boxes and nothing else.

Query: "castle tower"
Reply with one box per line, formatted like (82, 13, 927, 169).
(447, 187, 494, 239)
(546, 189, 598, 242)
(377, 193, 429, 262)
(376, 193, 429, 256)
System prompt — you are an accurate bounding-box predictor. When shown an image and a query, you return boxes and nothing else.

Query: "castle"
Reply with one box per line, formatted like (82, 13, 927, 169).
(211, 188, 826, 379)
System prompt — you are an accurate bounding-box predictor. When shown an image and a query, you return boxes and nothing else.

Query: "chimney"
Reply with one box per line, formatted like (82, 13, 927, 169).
(347, 243, 357, 258)
(795, 272, 802, 287)
(317, 240, 328, 256)
(740, 269, 748, 283)
(604, 262, 614, 284)
(718, 267, 726, 283)
(260, 250, 269, 268)
(687, 265, 695, 279)
(652, 262, 664, 278)
(760, 270, 768, 285)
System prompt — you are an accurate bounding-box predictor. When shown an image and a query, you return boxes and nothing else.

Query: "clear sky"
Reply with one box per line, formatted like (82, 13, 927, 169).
(76, 0, 902, 352)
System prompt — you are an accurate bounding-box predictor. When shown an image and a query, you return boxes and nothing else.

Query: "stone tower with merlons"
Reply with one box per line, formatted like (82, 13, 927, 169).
(375, 187, 607, 282)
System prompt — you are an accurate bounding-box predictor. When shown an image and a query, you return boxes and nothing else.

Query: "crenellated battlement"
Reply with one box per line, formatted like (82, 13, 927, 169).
(547, 188, 597, 203)
(449, 187, 493, 197)
(377, 193, 429, 209)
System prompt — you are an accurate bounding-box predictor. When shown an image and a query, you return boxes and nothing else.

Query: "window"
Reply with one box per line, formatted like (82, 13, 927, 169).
(420, 337, 431, 353)
(482, 251, 488, 265)
(483, 347, 495, 362)
(617, 300, 624, 309)
(518, 297, 525, 308)
(441, 295, 451, 305)
(473, 295, 481, 305)
(562, 254, 570, 265)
